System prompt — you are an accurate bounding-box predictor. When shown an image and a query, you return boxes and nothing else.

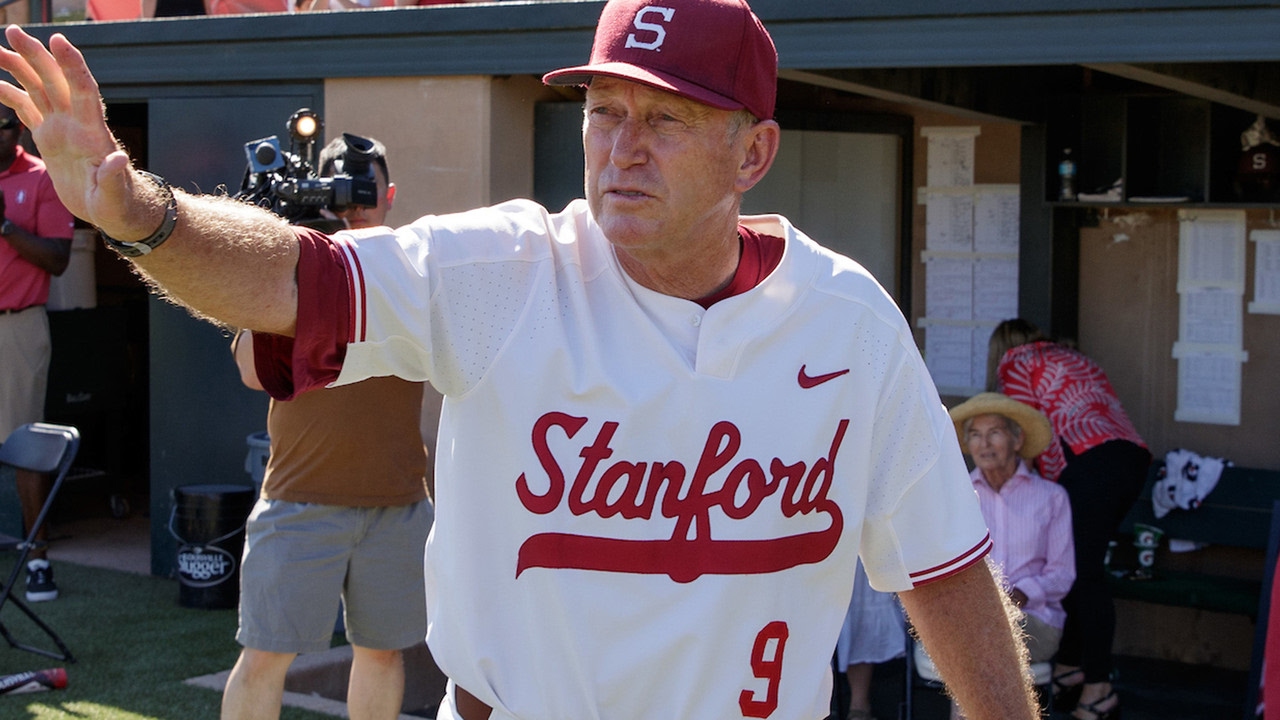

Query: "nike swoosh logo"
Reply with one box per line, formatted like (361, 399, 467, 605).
(798, 365, 850, 389)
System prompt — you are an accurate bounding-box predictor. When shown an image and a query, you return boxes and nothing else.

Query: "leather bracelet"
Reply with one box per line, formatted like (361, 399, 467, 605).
(99, 171, 178, 257)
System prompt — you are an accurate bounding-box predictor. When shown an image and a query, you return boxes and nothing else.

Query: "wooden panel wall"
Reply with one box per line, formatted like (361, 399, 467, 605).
(1079, 209, 1280, 470)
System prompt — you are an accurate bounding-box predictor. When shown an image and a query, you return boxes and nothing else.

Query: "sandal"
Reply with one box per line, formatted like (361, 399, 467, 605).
(1073, 690, 1121, 720)
(1051, 668, 1084, 712)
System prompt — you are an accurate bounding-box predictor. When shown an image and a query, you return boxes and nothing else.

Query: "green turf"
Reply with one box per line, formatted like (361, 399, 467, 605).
(0, 561, 338, 719)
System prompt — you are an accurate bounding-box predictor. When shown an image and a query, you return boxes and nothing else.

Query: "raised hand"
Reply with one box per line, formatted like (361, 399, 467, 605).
(0, 27, 303, 336)
(0, 25, 160, 240)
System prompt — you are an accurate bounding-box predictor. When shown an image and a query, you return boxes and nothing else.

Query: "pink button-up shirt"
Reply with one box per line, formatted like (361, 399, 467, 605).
(971, 460, 1075, 628)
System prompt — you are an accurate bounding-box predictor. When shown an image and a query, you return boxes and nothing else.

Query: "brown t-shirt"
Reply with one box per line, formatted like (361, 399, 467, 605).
(263, 375, 428, 506)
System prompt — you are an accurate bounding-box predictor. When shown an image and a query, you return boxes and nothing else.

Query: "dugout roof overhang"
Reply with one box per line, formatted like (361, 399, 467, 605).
(18, 0, 1280, 124)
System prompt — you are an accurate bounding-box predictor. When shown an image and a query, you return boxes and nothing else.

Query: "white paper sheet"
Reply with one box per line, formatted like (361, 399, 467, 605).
(924, 323, 977, 393)
(924, 192, 974, 252)
(1250, 230, 1280, 314)
(1178, 288, 1242, 348)
(1174, 352, 1242, 425)
(922, 126, 979, 187)
(925, 256, 973, 320)
(1174, 211, 1247, 426)
(973, 256, 1019, 321)
(1177, 210, 1246, 291)
(971, 324, 994, 390)
(973, 187, 1020, 253)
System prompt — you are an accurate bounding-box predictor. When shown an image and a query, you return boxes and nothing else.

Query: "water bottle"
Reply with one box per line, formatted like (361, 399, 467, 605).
(1058, 148, 1077, 201)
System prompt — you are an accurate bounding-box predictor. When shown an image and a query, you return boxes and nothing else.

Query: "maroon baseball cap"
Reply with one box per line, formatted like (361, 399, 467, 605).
(542, 0, 778, 121)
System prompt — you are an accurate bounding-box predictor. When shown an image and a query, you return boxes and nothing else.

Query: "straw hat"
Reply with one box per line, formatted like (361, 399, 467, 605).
(948, 392, 1053, 459)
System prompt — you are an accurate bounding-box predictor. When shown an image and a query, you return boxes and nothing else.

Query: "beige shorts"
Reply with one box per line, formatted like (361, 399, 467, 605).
(0, 306, 50, 439)
(1021, 611, 1063, 665)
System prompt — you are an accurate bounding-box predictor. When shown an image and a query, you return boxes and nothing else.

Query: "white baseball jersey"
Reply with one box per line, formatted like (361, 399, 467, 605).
(264, 199, 990, 720)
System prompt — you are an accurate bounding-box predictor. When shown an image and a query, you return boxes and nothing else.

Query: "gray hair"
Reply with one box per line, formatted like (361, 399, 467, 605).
(962, 413, 1024, 443)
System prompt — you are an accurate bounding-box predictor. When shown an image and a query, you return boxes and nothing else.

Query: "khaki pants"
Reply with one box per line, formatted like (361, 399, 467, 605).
(1022, 611, 1063, 665)
(0, 305, 50, 438)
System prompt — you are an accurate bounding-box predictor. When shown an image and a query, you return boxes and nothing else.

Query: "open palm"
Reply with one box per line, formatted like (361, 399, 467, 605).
(0, 26, 140, 235)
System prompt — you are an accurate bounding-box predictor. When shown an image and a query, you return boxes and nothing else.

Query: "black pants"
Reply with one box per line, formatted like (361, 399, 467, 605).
(1054, 439, 1151, 683)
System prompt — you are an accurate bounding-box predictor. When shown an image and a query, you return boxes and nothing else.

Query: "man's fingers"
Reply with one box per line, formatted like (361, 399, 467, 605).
(0, 28, 116, 164)
(49, 33, 101, 114)
(0, 32, 46, 127)
(0, 26, 132, 232)
(1, 28, 50, 104)
(0, 80, 41, 129)
(3, 26, 71, 113)
(49, 34, 114, 155)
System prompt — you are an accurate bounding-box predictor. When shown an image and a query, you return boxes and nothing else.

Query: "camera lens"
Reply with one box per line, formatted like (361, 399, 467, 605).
(253, 141, 279, 168)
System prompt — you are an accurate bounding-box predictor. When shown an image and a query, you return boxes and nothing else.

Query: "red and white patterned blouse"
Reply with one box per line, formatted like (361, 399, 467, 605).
(996, 341, 1146, 482)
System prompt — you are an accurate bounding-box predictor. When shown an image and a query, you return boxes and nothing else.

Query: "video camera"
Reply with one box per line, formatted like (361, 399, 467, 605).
(235, 108, 379, 233)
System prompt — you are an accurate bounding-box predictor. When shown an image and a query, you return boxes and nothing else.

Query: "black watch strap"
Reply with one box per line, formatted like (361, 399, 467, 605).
(99, 171, 178, 257)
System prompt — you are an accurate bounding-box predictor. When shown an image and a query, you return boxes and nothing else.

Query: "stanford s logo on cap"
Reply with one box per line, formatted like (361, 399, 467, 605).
(625, 6, 674, 51)
(543, 0, 778, 121)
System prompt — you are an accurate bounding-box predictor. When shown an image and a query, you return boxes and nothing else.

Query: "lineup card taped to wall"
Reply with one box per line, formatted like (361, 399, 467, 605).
(1174, 210, 1246, 425)
(921, 322, 996, 393)
(1250, 229, 1280, 314)
(1177, 210, 1246, 292)
(974, 189, 1020, 253)
(921, 126, 978, 187)
(917, 125, 1018, 395)
(923, 191, 974, 252)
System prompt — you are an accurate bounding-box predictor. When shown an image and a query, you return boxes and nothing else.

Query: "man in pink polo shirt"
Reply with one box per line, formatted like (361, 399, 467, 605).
(0, 102, 75, 602)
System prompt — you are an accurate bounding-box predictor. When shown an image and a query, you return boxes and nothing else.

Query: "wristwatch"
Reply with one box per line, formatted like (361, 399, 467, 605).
(98, 171, 179, 257)
(0, 219, 15, 236)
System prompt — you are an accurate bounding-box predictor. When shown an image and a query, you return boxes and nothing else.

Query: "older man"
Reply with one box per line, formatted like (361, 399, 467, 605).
(0, 103, 74, 603)
(0, 2, 1037, 718)
(949, 392, 1075, 667)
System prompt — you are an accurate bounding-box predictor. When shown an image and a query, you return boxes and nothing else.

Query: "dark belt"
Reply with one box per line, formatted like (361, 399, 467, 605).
(457, 685, 494, 720)
(0, 304, 41, 315)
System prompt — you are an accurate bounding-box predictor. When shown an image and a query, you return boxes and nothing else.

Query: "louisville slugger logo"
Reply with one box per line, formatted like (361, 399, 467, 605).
(624, 6, 674, 50)
(515, 412, 847, 582)
(797, 365, 850, 388)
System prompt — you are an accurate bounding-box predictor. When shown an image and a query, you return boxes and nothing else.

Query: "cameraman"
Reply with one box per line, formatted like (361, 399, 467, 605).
(317, 135, 395, 229)
(224, 134, 431, 720)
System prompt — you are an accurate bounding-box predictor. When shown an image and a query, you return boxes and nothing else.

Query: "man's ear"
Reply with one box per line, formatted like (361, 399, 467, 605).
(736, 119, 780, 194)
(385, 182, 397, 209)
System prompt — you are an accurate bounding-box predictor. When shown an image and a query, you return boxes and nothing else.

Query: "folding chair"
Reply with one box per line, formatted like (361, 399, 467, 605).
(0, 422, 80, 663)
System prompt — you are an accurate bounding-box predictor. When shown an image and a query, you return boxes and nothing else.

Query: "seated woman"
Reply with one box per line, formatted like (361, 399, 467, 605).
(947, 393, 1076, 718)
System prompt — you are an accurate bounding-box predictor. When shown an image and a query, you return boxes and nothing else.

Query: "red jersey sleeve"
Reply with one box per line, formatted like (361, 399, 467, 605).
(252, 226, 352, 400)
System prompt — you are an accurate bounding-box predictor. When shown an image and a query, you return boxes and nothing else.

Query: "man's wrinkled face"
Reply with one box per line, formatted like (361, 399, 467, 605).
(582, 77, 745, 256)
(965, 413, 1023, 477)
